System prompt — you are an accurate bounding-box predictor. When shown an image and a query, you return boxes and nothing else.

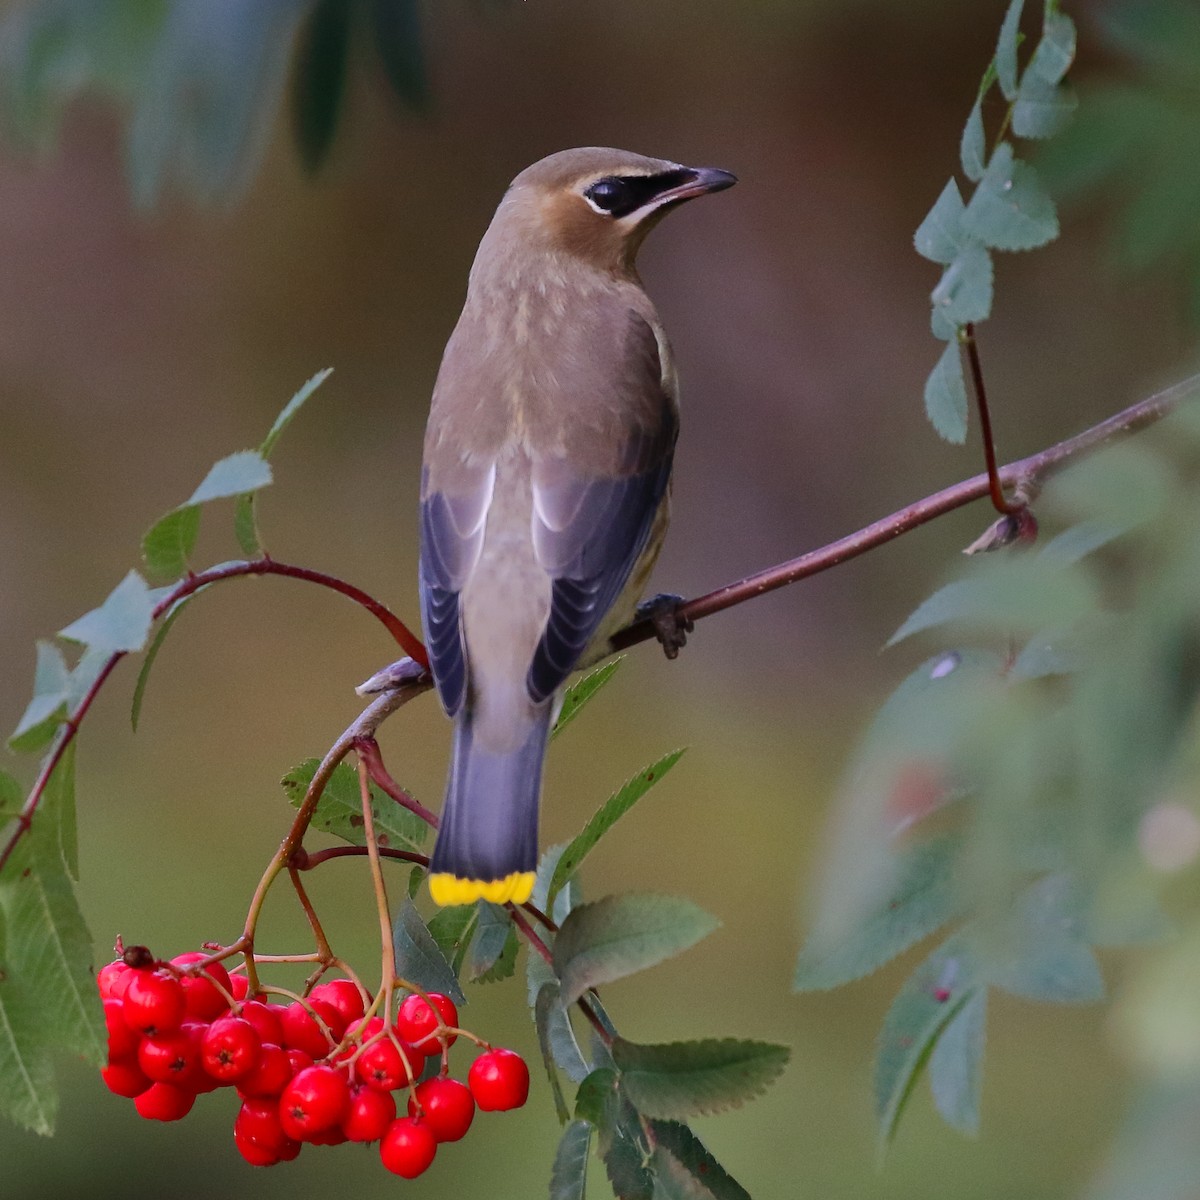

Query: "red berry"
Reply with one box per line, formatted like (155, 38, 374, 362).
(103, 998, 139, 1062)
(138, 1030, 202, 1089)
(101, 1060, 152, 1098)
(229, 974, 251, 1002)
(380, 1117, 437, 1178)
(409, 1076, 475, 1141)
(280, 1001, 332, 1058)
(311, 979, 368, 1027)
(180, 1023, 221, 1093)
(358, 1036, 419, 1092)
(468, 1048, 529, 1111)
(279, 1065, 350, 1141)
(284, 1047, 314, 1076)
(396, 992, 458, 1052)
(97, 960, 128, 999)
(239, 1000, 285, 1047)
(201, 1016, 261, 1083)
(343, 1085, 396, 1143)
(171, 953, 232, 1022)
(307, 1124, 349, 1146)
(233, 1129, 281, 1168)
(122, 970, 186, 1037)
(134, 1082, 195, 1122)
(237, 1043, 292, 1098)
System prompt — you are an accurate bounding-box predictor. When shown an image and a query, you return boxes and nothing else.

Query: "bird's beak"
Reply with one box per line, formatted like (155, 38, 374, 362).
(655, 166, 738, 206)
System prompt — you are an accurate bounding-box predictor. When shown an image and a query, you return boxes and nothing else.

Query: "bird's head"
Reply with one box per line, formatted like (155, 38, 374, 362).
(483, 147, 737, 277)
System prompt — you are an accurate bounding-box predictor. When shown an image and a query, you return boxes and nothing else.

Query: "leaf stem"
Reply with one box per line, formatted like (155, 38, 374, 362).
(961, 322, 1021, 516)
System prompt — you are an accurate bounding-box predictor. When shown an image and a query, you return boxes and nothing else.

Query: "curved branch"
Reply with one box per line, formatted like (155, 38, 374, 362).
(610, 371, 1199, 651)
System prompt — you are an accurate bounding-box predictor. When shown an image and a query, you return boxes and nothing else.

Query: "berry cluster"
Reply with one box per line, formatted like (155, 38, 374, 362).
(98, 947, 530, 1178)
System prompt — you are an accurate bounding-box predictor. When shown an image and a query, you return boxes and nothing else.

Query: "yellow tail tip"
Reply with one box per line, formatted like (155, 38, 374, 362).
(429, 871, 536, 907)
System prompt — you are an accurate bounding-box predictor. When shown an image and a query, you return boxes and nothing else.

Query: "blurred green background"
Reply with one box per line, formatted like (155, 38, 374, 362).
(0, 0, 1192, 1196)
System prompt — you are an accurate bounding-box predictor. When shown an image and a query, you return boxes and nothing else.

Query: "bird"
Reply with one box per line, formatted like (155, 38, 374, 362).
(418, 147, 736, 907)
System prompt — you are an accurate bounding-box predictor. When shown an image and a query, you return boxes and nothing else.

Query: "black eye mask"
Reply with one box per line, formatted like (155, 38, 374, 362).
(584, 169, 696, 218)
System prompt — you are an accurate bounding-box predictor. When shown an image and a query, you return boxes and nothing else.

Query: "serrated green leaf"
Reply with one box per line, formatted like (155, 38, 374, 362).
(554, 894, 718, 1008)
(795, 834, 964, 990)
(261, 368, 333, 458)
(928, 987, 987, 1135)
(961, 93, 987, 182)
(131, 594, 198, 732)
(427, 903, 477, 978)
(875, 935, 980, 1145)
(534, 843, 582, 926)
(584, 1075, 653, 1200)
(0, 771, 21, 819)
(281, 759, 428, 852)
(187, 450, 271, 505)
(613, 1037, 789, 1120)
(65, 645, 111, 709)
(962, 143, 1058, 251)
(391, 899, 466, 1005)
(141, 504, 200, 580)
(1040, 520, 1128, 565)
(552, 658, 623, 740)
(575, 1067, 618, 1127)
(10, 641, 69, 752)
(292, 0, 350, 172)
(924, 339, 969, 444)
(408, 865, 425, 900)
(931, 240, 993, 325)
(535, 978, 591, 1085)
(549, 751, 685, 907)
(550, 1119, 593, 1200)
(914, 179, 966, 265)
(536, 982, 573, 1123)
(44, 741, 78, 881)
(996, 0, 1025, 100)
(1012, 74, 1077, 139)
(1027, 8, 1075, 86)
(370, 0, 427, 109)
(0, 963, 58, 1135)
(888, 553, 1099, 646)
(58, 570, 154, 653)
(648, 1121, 751, 1200)
(467, 902, 515, 982)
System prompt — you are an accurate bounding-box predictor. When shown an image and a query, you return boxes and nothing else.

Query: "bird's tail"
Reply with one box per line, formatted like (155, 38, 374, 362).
(427, 706, 550, 907)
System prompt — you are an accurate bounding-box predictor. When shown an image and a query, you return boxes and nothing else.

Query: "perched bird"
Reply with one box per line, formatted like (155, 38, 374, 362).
(419, 147, 736, 907)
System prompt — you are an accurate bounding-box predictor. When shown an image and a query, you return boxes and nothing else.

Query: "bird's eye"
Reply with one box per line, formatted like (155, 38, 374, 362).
(584, 177, 629, 214)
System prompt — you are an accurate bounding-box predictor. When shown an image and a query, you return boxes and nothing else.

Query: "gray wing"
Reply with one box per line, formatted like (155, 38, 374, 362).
(526, 319, 676, 704)
(418, 463, 495, 717)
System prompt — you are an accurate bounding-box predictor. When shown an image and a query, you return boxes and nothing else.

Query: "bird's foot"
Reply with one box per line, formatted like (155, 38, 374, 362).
(355, 656, 430, 696)
(635, 593, 694, 660)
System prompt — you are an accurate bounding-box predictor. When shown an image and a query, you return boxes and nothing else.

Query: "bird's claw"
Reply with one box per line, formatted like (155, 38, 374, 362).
(635, 593, 694, 660)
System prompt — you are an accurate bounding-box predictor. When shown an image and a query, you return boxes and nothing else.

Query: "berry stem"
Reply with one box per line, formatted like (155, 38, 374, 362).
(356, 736, 440, 828)
(288, 866, 334, 962)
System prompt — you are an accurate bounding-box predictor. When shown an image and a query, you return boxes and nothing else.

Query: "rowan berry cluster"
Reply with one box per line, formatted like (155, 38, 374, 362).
(98, 946, 530, 1179)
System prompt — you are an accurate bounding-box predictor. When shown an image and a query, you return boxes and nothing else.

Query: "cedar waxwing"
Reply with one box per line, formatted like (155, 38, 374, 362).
(419, 147, 736, 907)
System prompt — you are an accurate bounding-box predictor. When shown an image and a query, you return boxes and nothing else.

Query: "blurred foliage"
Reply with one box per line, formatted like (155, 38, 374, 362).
(0, 0, 433, 207)
(1040, 0, 1200, 323)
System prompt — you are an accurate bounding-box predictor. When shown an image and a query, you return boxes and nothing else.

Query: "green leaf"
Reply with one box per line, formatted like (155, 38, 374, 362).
(553, 894, 719, 1007)
(535, 979, 591, 1085)
(550, 1119, 593, 1200)
(888, 553, 1099, 645)
(131, 594, 197, 732)
(535, 982, 573, 1123)
(961, 143, 1059, 251)
(292, 0, 350, 172)
(141, 504, 201, 580)
(1012, 74, 1077, 139)
(648, 1121, 751, 1200)
(0, 771, 21, 819)
(960, 93, 987, 182)
(0, 958, 58, 1135)
(924, 339, 969, 445)
(391, 899, 466, 1005)
(931, 240, 993, 325)
(996, 0, 1025, 101)
(467, 902, 516, 982)
(59, 570, 154, 653)
(549, 751, 685, 907)
(576, 1069, 654, 1200)
(534, 843, 582, 926)
(795, 834, 964, 990)
(10, 641, 69, 753)
(613, 1037, 789, 1119)
(427, 904, 477, 978)
(931, 306, 959, 342)
(281, 759, 428, 852)
(370, 0, 427, 109)
(875, 935, 980, 1145)
(187, 450, 272, 505)
(928, 987, 987, 1135)
(1039, 520, 1129, 566)
(984, 874, 1105, 1004)
(44, 741, 78, 881)
(575, 1067, 618, 1127)
(552, 658, 623, 740)
(233, 494, 261, 559)
(914, 179, 966, 265)
(1026, 8, 1075, 86)
(261, 368, 333, 459)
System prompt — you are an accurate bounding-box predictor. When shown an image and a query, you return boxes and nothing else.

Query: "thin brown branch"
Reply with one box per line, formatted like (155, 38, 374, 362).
(962, 322, 1021, 517)
(356, 736, 440, 828)
(294, 845, 428, 870)
(611, 372, 1199, 651)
